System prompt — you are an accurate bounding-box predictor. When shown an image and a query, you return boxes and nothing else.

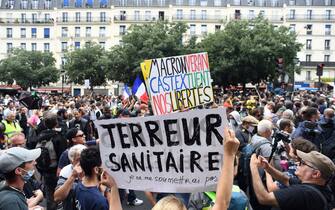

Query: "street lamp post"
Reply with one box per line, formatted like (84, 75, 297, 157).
(61, 70, 65, 95)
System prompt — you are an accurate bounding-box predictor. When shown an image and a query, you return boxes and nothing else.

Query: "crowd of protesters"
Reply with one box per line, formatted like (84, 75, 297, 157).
(0, 88, 334, 210)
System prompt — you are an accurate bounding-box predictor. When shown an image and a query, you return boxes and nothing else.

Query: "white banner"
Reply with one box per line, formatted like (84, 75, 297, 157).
(94, 108, 227, 193)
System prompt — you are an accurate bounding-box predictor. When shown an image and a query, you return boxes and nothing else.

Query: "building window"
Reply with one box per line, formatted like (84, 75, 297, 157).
(214, 0, 221, 6)
(201, 10, 207, 20)
(61, 57, 67, 67)
(215, 25, 221, 31)
(44, 13, 51, 22)
(86, 0, 93, 7)
(324, 55, 330, 62)
(176, 0, 183, 5)
(134, 11, 140, 20)
(325, 0, 331, 5)
(99, 42, 105, 49)
(21, 13, 27, 23)
(100, 0, 108, 7)
(306, 39, 312, 50)
(307, 10, 312, 20)
(201, 24, 207, 36)
(32, 13, 37, 23)
(44, 28, 50, 38)
(325, 10, 331, 20)
(190, 24, 196, 35)
(100, 12, 106, 22)
(20, 43, 26, 50)
(62, 12, 68, 22)
(86, 12, 92, 22)
(233, 0, 240, 5)
(6, 28, 13, 38)
(190, 10, 196, 20)
(31, 43, 37, 51)
(86, 27, 91, 37)
(31, 28, 37, 38)
(248, 10, 255, 19)
(76, 12, 81, 22)
(325, 40, 330, 50)
(235, 10, 241, 19)
(305, 0, 312, 5)
(289, 9, 295, 19)
(306, 54, 311, 62)
(45, 0, 51, 9)
(75, 42, 80, 49)
(189, 0, 196, 5)
(177, 9, 183, 20)
(306, 24, 312, 35)
(61, 27, 68, 37)
(289, 24, 295, 32)
(44, 43, 50, 52)
(306, 71, 311, 80)
(21, 28, 26, 38)
(325, 24, 331, 35)
(289, 0, 295, 5)
(200, 0, 207, 6)
(7, 43, 13, 53)
(119, 25, 126, 35)
(61, 42, 67, 52)
(32, 0, 38, 9)
(21, 0, 28, 9)
(75, 27, 80, 37)
(120, 11, 126, 20)
(145, 11, 151, 21)
(75, 0, 82, 7)
(99, 27, 106, 37)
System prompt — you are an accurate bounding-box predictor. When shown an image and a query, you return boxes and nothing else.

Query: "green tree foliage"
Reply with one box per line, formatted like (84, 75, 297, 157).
(63, 43, 108, 90)
(0, 49, 59, 90)
(106, 21, 191, 84)
(198, 16, 302, 86)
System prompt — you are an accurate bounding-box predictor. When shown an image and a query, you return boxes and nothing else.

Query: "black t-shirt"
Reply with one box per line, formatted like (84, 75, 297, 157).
(273, 183, 332, 210)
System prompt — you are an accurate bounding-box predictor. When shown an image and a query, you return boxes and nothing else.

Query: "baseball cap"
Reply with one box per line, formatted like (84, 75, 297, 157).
(297, 150, 335, 180)
(0, 147, 41, 174)
(242, 115, 259, 126)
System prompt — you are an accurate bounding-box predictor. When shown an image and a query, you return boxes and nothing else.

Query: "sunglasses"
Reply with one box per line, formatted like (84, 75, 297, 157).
(299, 160, 317, 170)
(75, 134, 85, 137)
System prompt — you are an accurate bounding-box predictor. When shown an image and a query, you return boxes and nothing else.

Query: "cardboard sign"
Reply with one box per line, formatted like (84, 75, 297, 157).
(95, 108, 227, 193)
(141, 52, 214, 115)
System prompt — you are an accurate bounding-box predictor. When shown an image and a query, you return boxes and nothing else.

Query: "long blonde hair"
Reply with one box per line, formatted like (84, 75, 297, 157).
(152, 196, 187, 210)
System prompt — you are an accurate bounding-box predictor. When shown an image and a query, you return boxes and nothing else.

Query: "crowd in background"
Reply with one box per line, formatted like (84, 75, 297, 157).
(0, 88, 334, 210)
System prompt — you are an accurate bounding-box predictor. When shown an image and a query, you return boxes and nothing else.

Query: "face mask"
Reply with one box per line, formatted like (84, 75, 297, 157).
(21, 168, 35, 181)
(247, 126, 255, 133)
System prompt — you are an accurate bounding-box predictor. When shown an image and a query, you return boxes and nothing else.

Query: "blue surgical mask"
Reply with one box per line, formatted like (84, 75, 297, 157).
(21, 168, 35, 181)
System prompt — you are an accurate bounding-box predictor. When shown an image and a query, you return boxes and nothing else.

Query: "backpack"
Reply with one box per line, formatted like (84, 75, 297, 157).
(320, 130, 335, 162)
(35, 138, 57, 173)
(239, 140, 271, 178)
(188, 185, 251, 210)
(26, 127, 38, 149)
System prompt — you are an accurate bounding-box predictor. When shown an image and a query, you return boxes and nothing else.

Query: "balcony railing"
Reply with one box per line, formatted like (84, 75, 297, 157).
(171, 14, 226, 21)
(0, 18, 54, 24)
(114, 15, 162, 22)
(57, 17, 111, 23)
(231, 14, 283, 22)
(286, 14, 335, 21)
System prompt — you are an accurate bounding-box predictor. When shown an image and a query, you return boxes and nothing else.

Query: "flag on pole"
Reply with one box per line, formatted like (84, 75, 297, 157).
(132, 75, 149, 103)
(122, 84, 131, 100)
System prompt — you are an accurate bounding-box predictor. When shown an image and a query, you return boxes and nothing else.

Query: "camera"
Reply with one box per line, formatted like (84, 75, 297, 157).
(274, 130, 291, 144)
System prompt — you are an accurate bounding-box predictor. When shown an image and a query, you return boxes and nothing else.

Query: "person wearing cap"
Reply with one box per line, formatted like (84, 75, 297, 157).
(250, 150, 335, 210)
(0, 147, 42, 210)
(235, 115, 259, 192)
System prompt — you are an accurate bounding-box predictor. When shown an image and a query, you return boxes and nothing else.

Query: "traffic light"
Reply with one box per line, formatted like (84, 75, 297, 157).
(276, 58, 284, 73)
(316, 63, 324, 76)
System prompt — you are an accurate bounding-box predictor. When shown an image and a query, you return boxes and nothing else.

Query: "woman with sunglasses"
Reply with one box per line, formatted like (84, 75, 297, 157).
(57, 128, 97, 176)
